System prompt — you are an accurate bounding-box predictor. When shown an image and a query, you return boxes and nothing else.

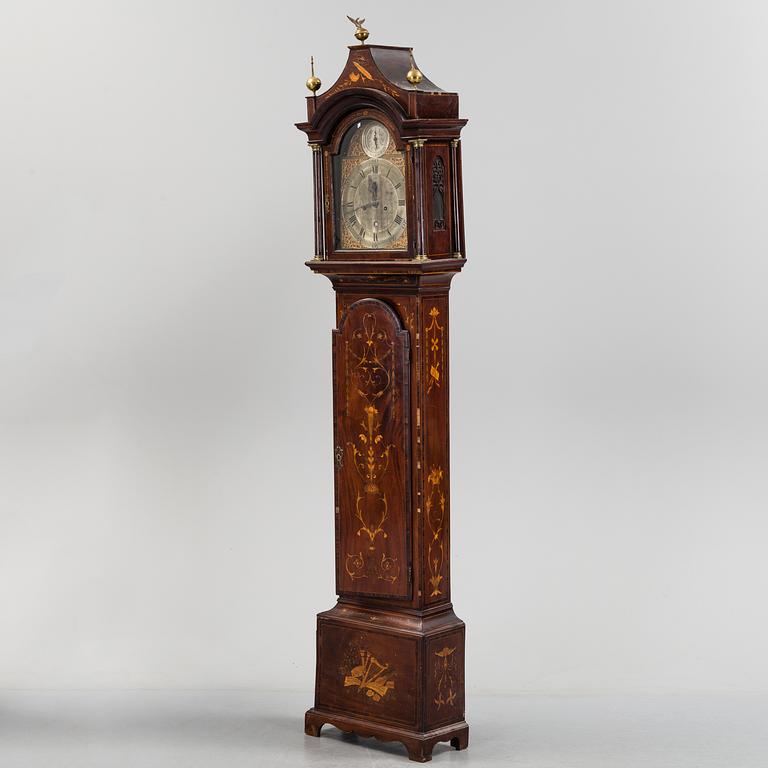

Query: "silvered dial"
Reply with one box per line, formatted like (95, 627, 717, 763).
(340, 157, 406, 248)
(362, 122, 390, 158)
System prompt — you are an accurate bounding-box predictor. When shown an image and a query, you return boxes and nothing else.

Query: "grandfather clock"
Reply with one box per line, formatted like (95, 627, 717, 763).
(297, 19, 469, 763)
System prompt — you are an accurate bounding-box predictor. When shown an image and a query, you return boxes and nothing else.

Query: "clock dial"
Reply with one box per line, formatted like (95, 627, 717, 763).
(362, 123, 390, 158)
(333, 119, 408, 251)
(340, 158, 407, 248)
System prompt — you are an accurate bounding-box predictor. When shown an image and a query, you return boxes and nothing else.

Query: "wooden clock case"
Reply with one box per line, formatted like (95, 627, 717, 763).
(297, 43, 469, 763)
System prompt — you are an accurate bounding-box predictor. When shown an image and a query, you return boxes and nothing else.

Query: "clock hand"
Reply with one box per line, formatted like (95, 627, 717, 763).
(354, 201, 380, 212)
(367, 173, 379, 212)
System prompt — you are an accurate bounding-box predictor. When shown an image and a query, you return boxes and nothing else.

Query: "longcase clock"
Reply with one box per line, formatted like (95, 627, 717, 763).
(297, 21, 469, 762)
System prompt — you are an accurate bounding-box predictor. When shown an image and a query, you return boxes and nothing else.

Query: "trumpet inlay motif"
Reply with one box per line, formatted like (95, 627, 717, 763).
(344, 650, 396, 702)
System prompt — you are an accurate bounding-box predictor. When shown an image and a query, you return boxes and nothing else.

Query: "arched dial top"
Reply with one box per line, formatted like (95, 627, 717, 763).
(333, 119, 408, 251)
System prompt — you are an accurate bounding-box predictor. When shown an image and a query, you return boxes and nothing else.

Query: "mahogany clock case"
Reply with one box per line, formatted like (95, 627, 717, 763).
(297, 43, 467, 263)
(297, 43, 469, 763)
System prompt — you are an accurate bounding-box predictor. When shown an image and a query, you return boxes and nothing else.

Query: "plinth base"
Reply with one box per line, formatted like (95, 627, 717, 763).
(305, 602, 468, 761)
(305, 707, 469, 763)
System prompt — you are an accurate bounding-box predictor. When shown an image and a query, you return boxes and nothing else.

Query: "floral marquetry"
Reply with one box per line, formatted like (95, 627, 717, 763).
(426, 631, 465, 729)
(434, 646, 457, 708)
(426, 467, 447, 597)
(333, 299, 411, 598)
(425, 307, 444, 395)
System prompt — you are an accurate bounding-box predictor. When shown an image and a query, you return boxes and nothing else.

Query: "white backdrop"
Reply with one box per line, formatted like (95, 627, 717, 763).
(1, 0, 767, 694)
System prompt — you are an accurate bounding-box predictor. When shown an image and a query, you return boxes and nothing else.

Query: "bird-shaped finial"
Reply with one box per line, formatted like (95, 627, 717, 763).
(347, 15, 369, 43)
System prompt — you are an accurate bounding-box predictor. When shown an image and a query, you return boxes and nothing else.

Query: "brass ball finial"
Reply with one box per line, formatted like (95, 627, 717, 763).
(306, 56, 321, 93)
(347, 15, 369, 43)
(406, 67, 423, 85)
(406, 50, 423, 85)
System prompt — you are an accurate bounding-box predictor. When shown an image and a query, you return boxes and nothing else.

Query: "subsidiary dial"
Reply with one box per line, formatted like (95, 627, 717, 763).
(362, 122, 390, 158)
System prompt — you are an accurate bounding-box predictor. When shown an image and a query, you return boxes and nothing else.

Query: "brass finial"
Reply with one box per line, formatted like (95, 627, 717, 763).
(347, 15, 369, 43)
(406, 50, 423, 85)
(305, 56, 321, 93)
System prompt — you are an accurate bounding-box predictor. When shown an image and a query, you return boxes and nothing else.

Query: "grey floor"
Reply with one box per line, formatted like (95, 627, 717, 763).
(1, 690, 766, 767)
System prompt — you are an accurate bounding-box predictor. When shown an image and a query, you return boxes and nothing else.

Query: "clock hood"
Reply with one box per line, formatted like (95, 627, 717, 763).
(297, 45, 466, 143)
